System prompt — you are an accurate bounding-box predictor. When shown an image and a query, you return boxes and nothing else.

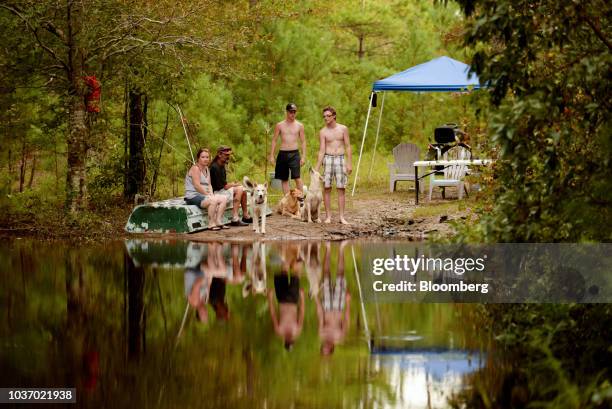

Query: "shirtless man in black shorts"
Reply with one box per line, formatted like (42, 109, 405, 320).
(268, 103, 306, 194)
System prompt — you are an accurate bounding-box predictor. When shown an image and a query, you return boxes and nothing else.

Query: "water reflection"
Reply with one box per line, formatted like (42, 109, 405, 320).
(0, 239, 490, 408)
(373, 350, 480, 408)
(316, 242, 350, 356)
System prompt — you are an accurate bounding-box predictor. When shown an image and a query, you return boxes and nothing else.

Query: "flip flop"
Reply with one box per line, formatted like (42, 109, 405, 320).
(210, 226, 221, 231)
(221, 225, 230, 230)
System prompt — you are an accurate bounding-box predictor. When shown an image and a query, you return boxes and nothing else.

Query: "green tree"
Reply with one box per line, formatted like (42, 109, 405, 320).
(457, 0, 611, 242)
(0, 0, 270, 212)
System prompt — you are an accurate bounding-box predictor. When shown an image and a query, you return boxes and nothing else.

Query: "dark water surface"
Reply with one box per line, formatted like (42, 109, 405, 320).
(0, 239, 490, 408)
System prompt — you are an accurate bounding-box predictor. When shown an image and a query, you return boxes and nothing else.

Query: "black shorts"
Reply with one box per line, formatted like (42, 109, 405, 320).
(275, 150, 301, 180)
(274, 273, 300, 304)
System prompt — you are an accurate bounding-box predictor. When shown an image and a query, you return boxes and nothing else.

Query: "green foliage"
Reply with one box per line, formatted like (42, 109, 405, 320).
(455, 304, 612, 408)
(455, 0, 612, 242)
(449, 2, 612, 407)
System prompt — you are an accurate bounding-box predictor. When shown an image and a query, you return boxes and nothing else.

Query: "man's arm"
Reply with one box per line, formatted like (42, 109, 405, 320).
(219, 167, 234, 190)
(315, 295, 324, 332)
(297, 288, 305, 328)
(342, 293, 351, 334)
(343, 126, 352, 175)
(269, 123, 281, 163)
(209, 165, 219, 191)
(316, 130, 326, 171)
(267, 291, 280, 331)
(299, 123, 306, 166)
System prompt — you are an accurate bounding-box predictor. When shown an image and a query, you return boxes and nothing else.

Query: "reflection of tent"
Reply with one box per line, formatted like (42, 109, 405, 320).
(352, 56, 486, 196)
(374, 350, 483, 382)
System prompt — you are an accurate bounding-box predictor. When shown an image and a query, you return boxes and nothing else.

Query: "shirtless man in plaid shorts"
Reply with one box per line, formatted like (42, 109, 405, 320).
(315, 106, 352, 224)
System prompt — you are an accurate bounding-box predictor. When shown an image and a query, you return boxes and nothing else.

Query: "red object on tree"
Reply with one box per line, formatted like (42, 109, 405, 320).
(84, 75, 101, 113)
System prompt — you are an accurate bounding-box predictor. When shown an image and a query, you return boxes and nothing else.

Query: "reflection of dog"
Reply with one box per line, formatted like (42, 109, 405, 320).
(243, 176, 268, 234)
(277, 189, 304, 219)
(242, 242, 267, 297)
(304, 242, 322, 299)
(303, 168, 323, 223)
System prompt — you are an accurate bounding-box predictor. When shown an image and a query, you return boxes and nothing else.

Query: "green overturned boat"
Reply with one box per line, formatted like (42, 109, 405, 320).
(125, 196, 273, 234)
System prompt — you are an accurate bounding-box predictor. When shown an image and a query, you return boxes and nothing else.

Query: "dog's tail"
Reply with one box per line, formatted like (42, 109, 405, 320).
(243, 176, 254, 192)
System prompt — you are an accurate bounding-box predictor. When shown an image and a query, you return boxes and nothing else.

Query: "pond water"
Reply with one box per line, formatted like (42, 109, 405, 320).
(0, 239, 490, 408)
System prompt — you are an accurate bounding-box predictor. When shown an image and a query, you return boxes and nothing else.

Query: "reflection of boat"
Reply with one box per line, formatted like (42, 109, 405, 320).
(125, 197, 273, 234)
(125, 240, 206, 268)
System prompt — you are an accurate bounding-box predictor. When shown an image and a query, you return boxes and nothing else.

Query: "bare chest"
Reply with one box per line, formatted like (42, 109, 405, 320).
(323, 128, 344, 144)
(280, 122, 300, 136)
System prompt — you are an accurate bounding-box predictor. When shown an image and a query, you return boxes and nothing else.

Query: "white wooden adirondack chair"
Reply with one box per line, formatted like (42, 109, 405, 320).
(428, 146, 469, 201)
(388, 143, 423, 193)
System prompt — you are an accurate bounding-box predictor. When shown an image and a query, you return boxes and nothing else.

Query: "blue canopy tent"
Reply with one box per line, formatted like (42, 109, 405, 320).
(352, 56, 485, 196)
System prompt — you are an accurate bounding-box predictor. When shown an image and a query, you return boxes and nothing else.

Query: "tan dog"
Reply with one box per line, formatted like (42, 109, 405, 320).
(303, 168, 324, 223)
(277, 188, 304, 219)
(243, 176, 268, 234)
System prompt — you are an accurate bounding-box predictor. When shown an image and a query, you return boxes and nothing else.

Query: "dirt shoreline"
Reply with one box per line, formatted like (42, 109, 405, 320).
(149, 190, 471, 242)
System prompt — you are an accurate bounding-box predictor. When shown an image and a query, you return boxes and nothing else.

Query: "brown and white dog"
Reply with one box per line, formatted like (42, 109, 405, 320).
(243, 176, 268, 234)
(303, 168, 324, 223)
(277, 188, 304, 220)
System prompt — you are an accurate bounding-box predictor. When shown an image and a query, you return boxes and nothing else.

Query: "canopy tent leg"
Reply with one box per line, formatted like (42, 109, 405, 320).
(351, 244, 371, 351)
(368, 92, 386, 178)
(352, 91, 375, 197)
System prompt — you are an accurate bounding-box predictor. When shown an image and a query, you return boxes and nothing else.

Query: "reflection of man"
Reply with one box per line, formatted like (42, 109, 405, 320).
(316, 241, 351, 356)
(269, 103, 306, 194)
(316, 106, 352, 224)
(268, 243, 305, 350)
(206, 242, 230, 321)
(210, 146, 251, 226)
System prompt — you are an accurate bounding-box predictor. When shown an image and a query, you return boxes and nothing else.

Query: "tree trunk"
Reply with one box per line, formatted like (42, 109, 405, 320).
(124, 90, 147, 201)
(65, 1, 88, 213)
(19, 135, 26, 193)
(7, 149, 12, 194)
(358, 34, 365, 60)
(65, 93, 89, 213)
(28, 153, 36, 189)
(123, 79, 129, 197)
(125, 251, 145, 360)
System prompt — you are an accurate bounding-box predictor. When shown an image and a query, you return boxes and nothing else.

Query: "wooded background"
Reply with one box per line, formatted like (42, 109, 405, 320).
(0, 0, 484, 215)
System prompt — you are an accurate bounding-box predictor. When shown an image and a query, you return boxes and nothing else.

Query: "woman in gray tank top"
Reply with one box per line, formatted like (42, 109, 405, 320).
(185, 148, 228, 230)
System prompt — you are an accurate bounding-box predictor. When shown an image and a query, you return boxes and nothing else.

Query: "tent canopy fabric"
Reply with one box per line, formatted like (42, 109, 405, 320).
(372, 56, 483, 92)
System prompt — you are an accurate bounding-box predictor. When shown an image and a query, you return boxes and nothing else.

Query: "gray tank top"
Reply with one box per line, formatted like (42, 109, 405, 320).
(185, 167, 210, 199)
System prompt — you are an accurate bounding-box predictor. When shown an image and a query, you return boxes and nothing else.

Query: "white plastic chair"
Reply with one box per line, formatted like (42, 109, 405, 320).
(388, 143, 423, 193)
(428, 147, 469, 201)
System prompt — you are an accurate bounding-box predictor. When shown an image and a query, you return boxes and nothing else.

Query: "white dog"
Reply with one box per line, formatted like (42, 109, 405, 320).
(304, 242, 322, 299)
(243, 176, 268, 234)
(242, 242, 267, 297)
(303, 168, 324, 223)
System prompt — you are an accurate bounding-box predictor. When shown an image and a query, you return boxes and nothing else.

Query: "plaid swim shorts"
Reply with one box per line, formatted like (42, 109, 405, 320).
(322, 276, 346, 311)
(322, 154, 348, 189)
